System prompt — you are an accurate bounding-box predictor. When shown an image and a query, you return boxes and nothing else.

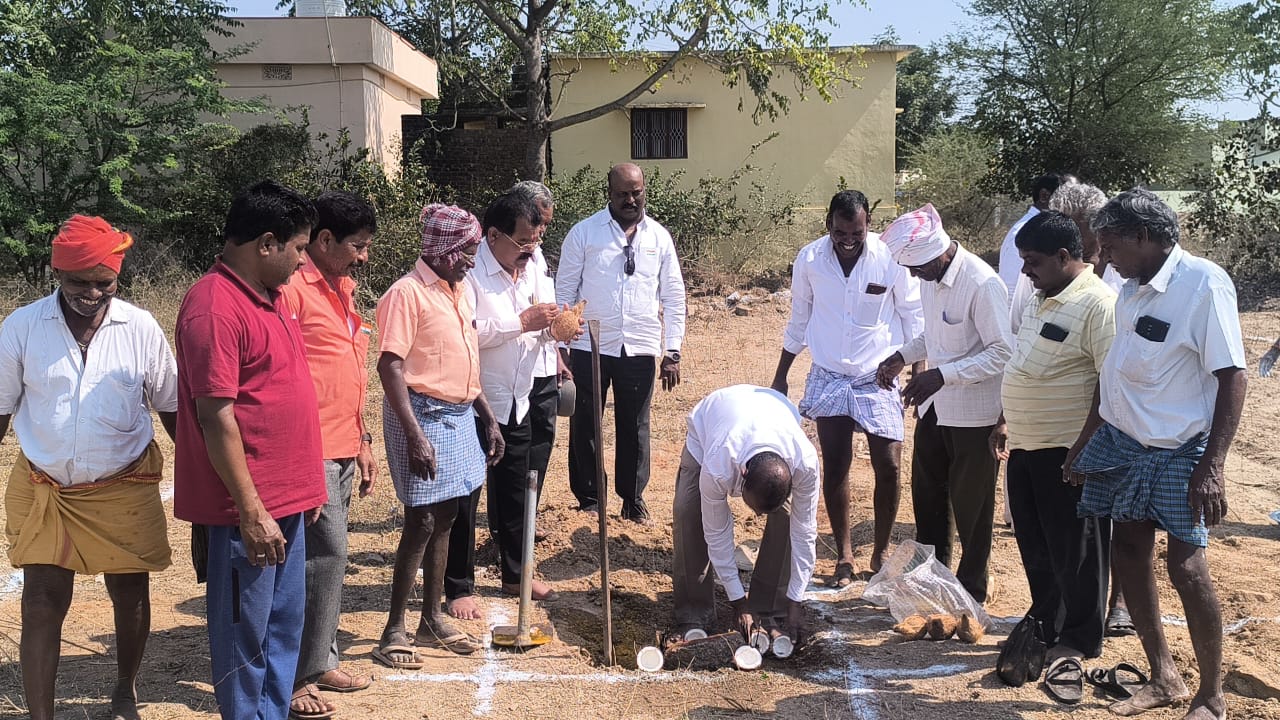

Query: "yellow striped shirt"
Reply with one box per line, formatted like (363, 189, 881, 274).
(1001, 269, 1116, 451)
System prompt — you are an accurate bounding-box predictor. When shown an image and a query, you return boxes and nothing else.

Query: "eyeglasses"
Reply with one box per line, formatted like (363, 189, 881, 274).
(497, 230, 542, 252)
(623, 242, 635, 276)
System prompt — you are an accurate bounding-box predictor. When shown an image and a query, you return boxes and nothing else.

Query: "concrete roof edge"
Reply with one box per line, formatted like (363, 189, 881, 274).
(549, 44, 918, 60)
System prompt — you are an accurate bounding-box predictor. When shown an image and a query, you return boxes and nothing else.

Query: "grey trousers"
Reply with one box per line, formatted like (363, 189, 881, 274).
(295, 458, 354, 684)
(671, 448, 792, 628)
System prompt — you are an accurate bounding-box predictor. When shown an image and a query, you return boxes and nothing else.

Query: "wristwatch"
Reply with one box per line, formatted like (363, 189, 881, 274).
(664, 350, 681, 363)
(360, 432, 373, 444)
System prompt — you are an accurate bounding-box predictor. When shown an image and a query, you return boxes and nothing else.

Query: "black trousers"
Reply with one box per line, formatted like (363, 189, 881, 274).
(444, 483, 481, 601)
(528, 374, 559, 506)
(486, 409, 533, 585)
(566, 348, 654, 519)
(911, 406, 998, 603)
(1007, 447, 1110, 658)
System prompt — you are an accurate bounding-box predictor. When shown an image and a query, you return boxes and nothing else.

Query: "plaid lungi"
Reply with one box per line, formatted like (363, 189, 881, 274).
(1074, 422, 1210, 547)
(798, 365, 905, 441)
(383, 391, 486, 507)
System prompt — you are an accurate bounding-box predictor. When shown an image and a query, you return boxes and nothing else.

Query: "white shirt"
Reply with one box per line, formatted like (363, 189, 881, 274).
(529, 248, 559, 378)
(998, 206, 1040, 298)
(685, 385, 820, 603)
(897, 245, 1013, 427)
(555, 208, 686, 357)
(0, 294, 178, 486)
(1011, 264, 1127, 334)
(1099, 245, 1246, 449)
(782, 233, 924, 377)
(466, 242, 553, 424)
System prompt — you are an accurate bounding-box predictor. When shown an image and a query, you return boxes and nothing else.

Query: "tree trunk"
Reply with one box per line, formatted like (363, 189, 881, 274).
(523, 30, 549, 181)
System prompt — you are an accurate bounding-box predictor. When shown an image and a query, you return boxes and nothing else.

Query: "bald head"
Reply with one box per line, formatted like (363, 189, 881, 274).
(742, 451, 792, 515)
(607, 163, 646, 229)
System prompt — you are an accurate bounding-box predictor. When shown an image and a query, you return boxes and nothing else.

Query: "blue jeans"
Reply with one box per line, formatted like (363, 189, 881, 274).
(207, 513, 306, 720)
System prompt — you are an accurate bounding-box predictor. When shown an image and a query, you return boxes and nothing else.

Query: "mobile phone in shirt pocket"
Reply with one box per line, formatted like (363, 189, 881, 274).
(853, 283, 888, 326)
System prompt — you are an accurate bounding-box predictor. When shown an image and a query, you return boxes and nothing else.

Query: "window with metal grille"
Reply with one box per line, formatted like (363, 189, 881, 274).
(630, 108, 688, 160)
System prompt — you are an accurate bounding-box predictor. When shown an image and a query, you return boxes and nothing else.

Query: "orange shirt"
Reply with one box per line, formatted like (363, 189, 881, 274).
(280, 262, 372, 460)
(375, 259, 481, 404)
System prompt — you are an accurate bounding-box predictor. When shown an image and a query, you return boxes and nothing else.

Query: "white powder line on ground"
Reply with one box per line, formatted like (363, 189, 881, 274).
(385, 669, 712, 685)
(471, 602, 510, 716)
(843, 659, 878, 719)
(811, 661, 969, 720)
(160, 482, 174, 503)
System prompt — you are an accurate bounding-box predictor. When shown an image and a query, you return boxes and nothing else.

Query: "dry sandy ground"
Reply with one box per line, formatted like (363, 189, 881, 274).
(3, 292, 1280, 720)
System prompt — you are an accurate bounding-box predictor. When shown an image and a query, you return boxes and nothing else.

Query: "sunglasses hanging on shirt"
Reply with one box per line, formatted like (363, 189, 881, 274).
(623, 242, 636, 276)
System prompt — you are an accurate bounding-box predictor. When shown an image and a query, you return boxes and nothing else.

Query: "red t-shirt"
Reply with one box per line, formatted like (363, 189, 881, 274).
(174, 261, 326, 525)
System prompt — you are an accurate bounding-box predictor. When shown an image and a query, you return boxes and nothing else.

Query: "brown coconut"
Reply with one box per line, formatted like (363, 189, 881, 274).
(550, 300, 586, 342)
(926, 614, 958, 640)
(893, 615, 928, 640)
(956, 613, 985, 644)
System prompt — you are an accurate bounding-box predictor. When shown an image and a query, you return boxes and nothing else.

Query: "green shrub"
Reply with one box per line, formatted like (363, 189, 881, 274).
(899, 127, 1005, 256)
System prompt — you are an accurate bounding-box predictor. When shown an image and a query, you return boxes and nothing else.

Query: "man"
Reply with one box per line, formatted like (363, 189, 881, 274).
(1, 216, 176, 720)
(876, 204, 1012, 604)
(508, 180, 573, 533)
(174, 181, 327, 720)
(1067, 189, 1245, 720)
(988, 211, 1116, 690)
(374, 204, 504, 666)
(280, 191, 378, 718)
(771, 190, 923, 584)
(556, 163, 687, 524)
(671, 384, 819, 643)
(998, 173, 1068, 297)
(463, 190, 563, 607)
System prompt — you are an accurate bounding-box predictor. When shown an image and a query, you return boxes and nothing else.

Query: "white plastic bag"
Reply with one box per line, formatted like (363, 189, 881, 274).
(861, 540, 992, 629)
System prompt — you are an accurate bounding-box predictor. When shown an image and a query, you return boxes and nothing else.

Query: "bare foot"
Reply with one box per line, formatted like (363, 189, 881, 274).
(447, 595, 483, 620)
(111, 687, 141, 720)
(501, 579, 559, 601)
(1111, 677, 1191, 717)
(1181, 694, 1227, 720)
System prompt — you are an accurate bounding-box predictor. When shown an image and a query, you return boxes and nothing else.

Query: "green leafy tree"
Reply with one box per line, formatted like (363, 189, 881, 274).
(953, 0, 1243, 195)
(0, 0, 255, 284)
(1190, 116, 1280, 282)
(875, 29, 958, 171)
(344, 0, 863, 181)
(1237, 0, 1280, 114)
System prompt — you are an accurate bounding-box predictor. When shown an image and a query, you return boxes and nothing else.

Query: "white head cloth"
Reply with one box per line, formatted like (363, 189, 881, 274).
(882, 203, 952, 267)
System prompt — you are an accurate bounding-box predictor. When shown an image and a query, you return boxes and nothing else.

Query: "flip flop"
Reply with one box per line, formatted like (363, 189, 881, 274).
(313, 668, 372, 693)
(829, 562, 855, 588)
(1084, 662, 1148, 699)
(371, 643, 425, 670)
(416, 629, 483, 655)
(1105, 607, 1138, 637)
(1044, 657, 1084, 704)
(289, 684, 337, 719)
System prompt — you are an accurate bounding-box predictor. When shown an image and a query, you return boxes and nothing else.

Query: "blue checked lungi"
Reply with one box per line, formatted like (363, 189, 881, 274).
(1074, 422, 1210, 547)
(798, 365, 905, 442)
(383, 391, 486, 507)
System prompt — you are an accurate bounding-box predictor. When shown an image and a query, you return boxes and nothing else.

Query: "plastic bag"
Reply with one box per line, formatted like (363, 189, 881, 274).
(861, 540, 992, 630)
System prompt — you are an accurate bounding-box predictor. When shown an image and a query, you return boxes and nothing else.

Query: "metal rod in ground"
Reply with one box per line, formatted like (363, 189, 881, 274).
(515, 469, 538, 644)
(588, 319, 613, 665)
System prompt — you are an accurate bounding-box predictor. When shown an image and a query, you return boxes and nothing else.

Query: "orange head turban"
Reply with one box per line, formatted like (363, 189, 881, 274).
(51, 215, 134, 274)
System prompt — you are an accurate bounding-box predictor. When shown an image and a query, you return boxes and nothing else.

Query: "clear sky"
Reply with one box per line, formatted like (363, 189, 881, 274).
(226, 0, 1257, 120)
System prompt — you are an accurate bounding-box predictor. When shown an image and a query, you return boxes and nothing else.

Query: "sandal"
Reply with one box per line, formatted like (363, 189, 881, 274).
(313, 668, 372, 693)
(289, 684, 337, 719)
(371, 643, 424, 670)
(1085, 662, 1149, 699)
(416, 628, 483, 655)
(1044, 657, 1084, 704)
(829, 562, 855, 588)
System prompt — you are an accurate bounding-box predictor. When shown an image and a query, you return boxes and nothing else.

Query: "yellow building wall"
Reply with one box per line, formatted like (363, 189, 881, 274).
(549, 51, 901, 214)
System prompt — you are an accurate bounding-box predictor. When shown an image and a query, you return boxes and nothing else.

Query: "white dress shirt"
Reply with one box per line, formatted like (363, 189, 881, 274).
(783, 233, 924, 376)
(555, 208, 686, 357)
(897, 245, 1013, 427)
(0, 294, 178, 486)
(528, 248, 559, 378)
(1011, 264, 1127, 333)
(1099, 245, 1246, 449)
(467, 242, 549, 424)
(998, 206, 1040, 298)
(685, 385, 820, 603)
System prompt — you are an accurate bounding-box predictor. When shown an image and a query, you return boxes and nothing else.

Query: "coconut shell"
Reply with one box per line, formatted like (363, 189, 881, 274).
(956, 613, 984, 644)
(893, 615, 928, 640)
(550, 300, 586, 342)
(926, 614, 958, 640)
